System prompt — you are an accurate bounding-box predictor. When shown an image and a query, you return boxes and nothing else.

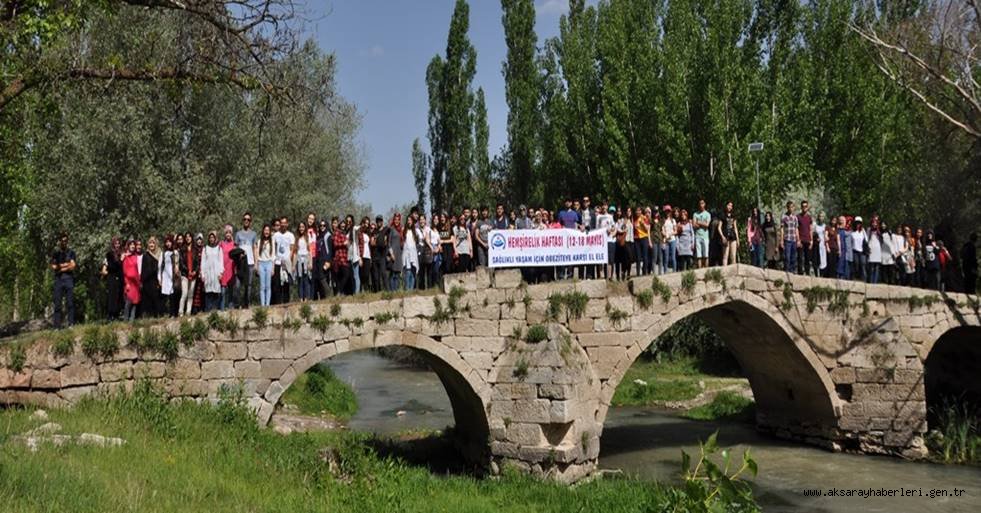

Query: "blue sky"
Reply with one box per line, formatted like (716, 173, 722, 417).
(311, 0, 573, 214)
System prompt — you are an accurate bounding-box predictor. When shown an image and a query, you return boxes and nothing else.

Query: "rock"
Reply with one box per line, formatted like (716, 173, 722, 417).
(632, 379, 647, 386)
(29, 409, 49, 421)
(27, 422, 62, 436)
(396, 410, 407, 417)
(77, 433, 126, 448)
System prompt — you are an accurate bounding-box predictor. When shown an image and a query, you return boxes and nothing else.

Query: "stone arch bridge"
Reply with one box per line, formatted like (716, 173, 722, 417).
(2, 266, 980, 482)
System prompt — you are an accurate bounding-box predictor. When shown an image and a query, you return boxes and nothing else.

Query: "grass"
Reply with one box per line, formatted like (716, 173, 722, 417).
(611, 357, 749, 408)
(926, 398, 980, 465)
(525, 325, 548, 344)
(0, 385, 745, 513)
(280, 365, 358, 419)
(684, 391, 755, 422)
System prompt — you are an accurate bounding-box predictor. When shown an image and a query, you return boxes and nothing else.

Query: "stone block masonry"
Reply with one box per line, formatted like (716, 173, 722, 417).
(2, 265, 979, 483)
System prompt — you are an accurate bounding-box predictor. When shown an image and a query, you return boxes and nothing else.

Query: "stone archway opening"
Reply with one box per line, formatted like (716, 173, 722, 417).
(599, 298, 840, 463)
(273, 345, 491, 475)
(924, 326, 981, 430)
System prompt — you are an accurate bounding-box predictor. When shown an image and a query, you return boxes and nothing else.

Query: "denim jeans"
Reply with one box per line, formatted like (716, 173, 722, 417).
(784, 241, 797, 272)
(352, 261, 361, 294)
(635, 241, 649, 275)
(869, 263, 880, 284)
(751, 243, 764, 267)
(52, 274, 75, 328)
(389, 272, 402, 291)
(665, 240, 677, 273)
(837, 256, 850, 279)
(659, 244, 668, 274)
(404, 266, 416, 290)
(298, 274, 312, 300)
(258, 261, 273, 306)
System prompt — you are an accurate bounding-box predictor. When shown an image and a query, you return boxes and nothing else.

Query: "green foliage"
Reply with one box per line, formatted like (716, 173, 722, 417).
(635, 289, 654, 310)
(374, 311, 398, 325)
(447, 286, 467, 313)
(330, 304, 342, 317)
(651, 276, 672, 303)
(546, 291, 588, 320)
(645, 318, 740, 375)
(525, 324, 548, 344)
(680, 271, 696, 294)
(704, 269, 726, 290)
(428, 298, 453, 327)
(780, 282, 794, 311)
(311, 315, 333, 335)
(207, 312, 224, 331)
(678, 432, 760, 513)
(81, 325, 119, 359)
(179, 318, 208, 347)
(513, 356, 530, 380)
(607, 306, 629, 327)
(299, 304, 313, 322)
(251, 308, 269, 329)
(6, 344, 26, 372)
(53, 331, 77, 358)
(684, 392, 756, 423)
(612, 379, 701, 407)
(280, 365, 358, 419)
(926, 398, 980, 465)
(802, 286, 836, 313)
(281, 316, 302, 334)
(908, 295, 940, 311)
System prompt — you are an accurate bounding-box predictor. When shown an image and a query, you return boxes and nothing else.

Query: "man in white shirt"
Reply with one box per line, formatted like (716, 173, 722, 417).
(595, 202, 615, 280)
(272, 216, 296, 304)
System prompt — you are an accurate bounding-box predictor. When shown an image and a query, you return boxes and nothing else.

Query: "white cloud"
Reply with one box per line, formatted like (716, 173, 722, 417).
(536, 0, 569, 17)
(358, 45, 385, 58)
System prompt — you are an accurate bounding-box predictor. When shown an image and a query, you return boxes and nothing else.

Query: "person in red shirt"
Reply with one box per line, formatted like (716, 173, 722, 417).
(332, 220, 351, 295)
(122, 239, 142, 321)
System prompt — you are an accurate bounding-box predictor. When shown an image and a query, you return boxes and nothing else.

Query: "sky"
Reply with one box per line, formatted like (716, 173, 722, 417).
(310, 0, 573, 214)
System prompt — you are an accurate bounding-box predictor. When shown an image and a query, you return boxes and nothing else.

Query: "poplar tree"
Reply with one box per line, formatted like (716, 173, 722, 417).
(411, 138, 429, 213)
(501, 0, 542, 204)
(472, 87, 492, 206)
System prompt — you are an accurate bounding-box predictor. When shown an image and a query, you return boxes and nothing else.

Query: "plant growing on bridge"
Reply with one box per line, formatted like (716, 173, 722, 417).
(606, 303, 629, 328)
(428, 298, 452, 327)
(311, 315, 333, 335)
(374, 311, 398, 325)
(281, 316, 302, 334)
(635, 289, 654, 310)
(548, 291, 589, 320)
(299, 304, 313, 322)
(679, 431, 760, 512)
(780, 282, 794, 311)
(525, 324, 548, 344)
(251, 308, 269, 329)
(681, 271, 697, 294)
(651, 276, 672, 303)
(179, 318, 209, 347)
(705, 269, 726, 291)
(82, 325, 119, 359)
(52, 331, 76, 358)
(907, 294, 940, 311)
(447, 286, 467, 313)
(504, 295, 516, 310)
(330, 303, 342, 317)
(6, 344, 26, 372)
(801, 286, 837, 313)
(513, 357, 530, 380)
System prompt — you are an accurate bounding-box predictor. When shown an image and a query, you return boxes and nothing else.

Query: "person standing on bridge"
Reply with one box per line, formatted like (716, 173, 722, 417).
(386, 213, 404, 291)
(256, 225, 275, 306)
(677, 209, 695, 271)
(851, 217, 868, 282)
(719, 201, 739, 266)
(747, 207, 762, 268)
(797, 201, 814, 276)
(101, 237, 124, 321)
(201, 231, 224, 312)
(661, 205, 677, 273)
(332, 219, 351, 295)
(451, 214, 471, 276)
(693, 199, 711, 269)
(122, 239, 142, 321)
(780, 202, 799, 273)
(140, 236, 161, 318)
(836, 216, 853, 280)
(50, 231, 77, 328)
(234, 213, 257, 307)
(813, 212, 828, 277)
(962, 233, 978, 294)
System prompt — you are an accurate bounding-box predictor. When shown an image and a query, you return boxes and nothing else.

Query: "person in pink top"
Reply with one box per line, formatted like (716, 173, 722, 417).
(122, 239, 142, 321)
(219, 224, 236, 310)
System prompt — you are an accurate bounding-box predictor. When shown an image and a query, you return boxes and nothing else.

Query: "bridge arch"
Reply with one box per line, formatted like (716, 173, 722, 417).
(924, 325, 981, 426)
(264, 329, 492, 465)
(599, 289, 840, 440)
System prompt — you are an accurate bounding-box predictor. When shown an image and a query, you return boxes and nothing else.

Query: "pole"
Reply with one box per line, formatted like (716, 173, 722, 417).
(755, 158, 761, 215)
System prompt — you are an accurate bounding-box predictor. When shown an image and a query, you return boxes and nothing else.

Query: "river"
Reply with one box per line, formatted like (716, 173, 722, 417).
(325, 351, 981, 513)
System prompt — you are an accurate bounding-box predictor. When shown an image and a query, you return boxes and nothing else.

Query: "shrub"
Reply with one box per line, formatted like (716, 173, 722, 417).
(680, 271, 696, 294)
(525, 324, 548, 344)
(207, 311, 224, 331)
(330, 303, 342, 317)
(428, 298, 452, 326)
(7, 344, 26, 372)
(311, 315, 333, 334)
(607, 307, 629, 327)
(53, 331, 76, 358)
(513, 357, 529, 380)
(280, 365, 358, 419)
(447, 286, 466, 313)
(705, 268, 726, 290)
(251, 307, 269, 329)
(374, 311, 398, 325)
(679, 431, 760, 512)
(282, 316, 302, 333)
(635, 289, 654, 310)
(299, 304, 313, 322)
(82, 325, 119, 359)
(651, 276, 672, 303)
(179, 318, 208, 347)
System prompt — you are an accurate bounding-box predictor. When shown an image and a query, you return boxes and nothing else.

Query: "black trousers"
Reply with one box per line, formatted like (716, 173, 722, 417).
(965, 272, 977, 294)
(53, 274, 75, 328)
(372, 256, 388, 293)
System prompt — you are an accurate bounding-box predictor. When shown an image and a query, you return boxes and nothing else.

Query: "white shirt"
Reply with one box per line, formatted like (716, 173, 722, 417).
(403, 228, 419, 269)
(272, 231, 295, 266)
(596, 214, 614, 243)
(201, 245, 224, 294)
(663, 218, 677, 243)
(851, 230, 867, 253)
(160, 250, 176, 295)
(868, 231, 882, 262)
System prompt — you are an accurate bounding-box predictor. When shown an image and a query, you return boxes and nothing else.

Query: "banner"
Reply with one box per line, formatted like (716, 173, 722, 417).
(488, 228, 608, 268)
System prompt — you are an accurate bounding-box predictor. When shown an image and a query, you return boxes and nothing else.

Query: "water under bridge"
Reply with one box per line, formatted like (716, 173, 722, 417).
(2, 265, 979, 482)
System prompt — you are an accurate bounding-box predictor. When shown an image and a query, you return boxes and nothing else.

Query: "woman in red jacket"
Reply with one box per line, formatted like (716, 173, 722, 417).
(122, 239, 142, 321)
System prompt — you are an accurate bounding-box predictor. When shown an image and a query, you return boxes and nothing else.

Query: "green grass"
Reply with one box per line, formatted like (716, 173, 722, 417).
(684, 391, 756, 422)
(611, 358, 749, 408)
(279, 365, 358, 419)
(0, 384, 750, 513)
(926, 398, 980, 465)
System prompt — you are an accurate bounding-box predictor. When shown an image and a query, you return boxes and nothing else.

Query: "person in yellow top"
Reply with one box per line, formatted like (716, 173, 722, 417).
(634, 209, 651, 275)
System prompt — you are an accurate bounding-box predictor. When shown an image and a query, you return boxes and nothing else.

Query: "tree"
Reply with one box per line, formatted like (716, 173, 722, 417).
(472, 87, 493, 206)
(411, 138, 430, 213)
(501, 0, 541, 203)
(0, 0, 304, 112)
(426, 0, 478, 212)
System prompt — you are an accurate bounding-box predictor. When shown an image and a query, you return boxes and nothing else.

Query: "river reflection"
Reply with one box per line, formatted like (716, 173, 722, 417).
(326, 352, 980, 513)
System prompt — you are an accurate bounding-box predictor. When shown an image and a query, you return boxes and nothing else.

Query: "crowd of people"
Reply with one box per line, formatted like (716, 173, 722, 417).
(47, 197, 979, 328)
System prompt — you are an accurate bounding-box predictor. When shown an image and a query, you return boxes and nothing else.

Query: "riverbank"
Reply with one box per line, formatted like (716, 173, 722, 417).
(0, 385, 760, 513)
(611, 356, 754, 418)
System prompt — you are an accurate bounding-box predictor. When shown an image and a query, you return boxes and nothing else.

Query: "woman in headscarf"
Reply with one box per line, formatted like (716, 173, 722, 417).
(201, 231, 225, 312)
(101, 237, 124, 321)
(387, 213, 404, 291)
(160, 234, 180, 317)
(141, 236, 162, 317)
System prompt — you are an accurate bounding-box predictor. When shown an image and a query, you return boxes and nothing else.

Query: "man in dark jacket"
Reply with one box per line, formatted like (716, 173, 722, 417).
(314, 220, 331, 299)
(371, 215, 388, 292)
